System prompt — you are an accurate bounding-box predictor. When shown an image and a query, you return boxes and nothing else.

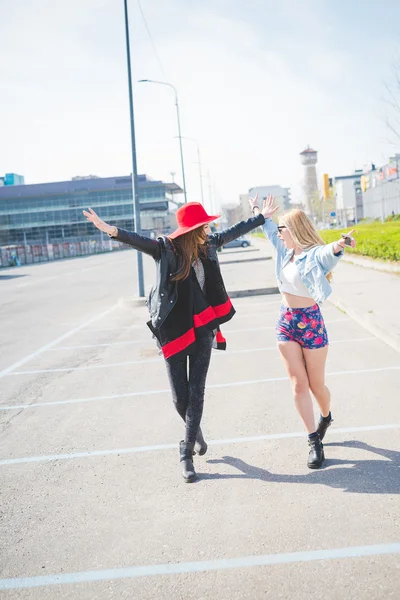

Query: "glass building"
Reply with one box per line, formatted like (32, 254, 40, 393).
(0, 174, 183, 246)
(0, 173, 25, 186)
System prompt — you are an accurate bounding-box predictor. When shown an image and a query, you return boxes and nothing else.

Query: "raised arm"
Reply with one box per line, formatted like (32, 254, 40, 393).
(83, 208, 161, 259)
(210, 213, 265, 249)
(249, 194, 284, 252)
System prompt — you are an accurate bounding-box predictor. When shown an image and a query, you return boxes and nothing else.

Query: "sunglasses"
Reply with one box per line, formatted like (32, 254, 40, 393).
(277, 226, 287, 233)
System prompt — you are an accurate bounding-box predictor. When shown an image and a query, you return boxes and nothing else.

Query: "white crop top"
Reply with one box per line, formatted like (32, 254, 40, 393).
(280, 259, 313, 299)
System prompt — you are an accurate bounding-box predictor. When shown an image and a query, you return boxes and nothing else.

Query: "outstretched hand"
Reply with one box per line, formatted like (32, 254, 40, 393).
(82, 208, 115, 236)
(336, 229, 356, 250)
(248, 193, 279, 219)
(248, 193, 260, 211)
(261, 194, 279, 219)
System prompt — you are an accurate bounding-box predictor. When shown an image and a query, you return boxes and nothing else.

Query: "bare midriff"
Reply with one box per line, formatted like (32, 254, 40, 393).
(281, 292, 316, 309)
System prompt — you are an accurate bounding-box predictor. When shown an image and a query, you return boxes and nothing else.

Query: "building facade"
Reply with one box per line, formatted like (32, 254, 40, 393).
(361, 155, 400, 220)
(0, 174, 183, 246)
(0, 173, 25, 186)
(248, 185, 291, 212)
(333, 171, 364, 226)
(238, 193, 250, 220)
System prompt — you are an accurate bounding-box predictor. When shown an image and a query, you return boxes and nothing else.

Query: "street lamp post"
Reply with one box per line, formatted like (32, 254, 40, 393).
(177, 136, 204, 205)
(124, 0, 145, 297)
(138, 79, 187, 203)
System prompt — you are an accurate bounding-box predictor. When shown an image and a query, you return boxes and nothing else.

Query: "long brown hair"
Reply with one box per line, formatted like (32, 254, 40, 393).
(168, 226, 208, 282)
(280, 209, 333, 283)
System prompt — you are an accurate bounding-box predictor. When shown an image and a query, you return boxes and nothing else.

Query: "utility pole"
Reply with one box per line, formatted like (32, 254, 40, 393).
(124, 0, 145, 297)
(138, 80, 188, 203)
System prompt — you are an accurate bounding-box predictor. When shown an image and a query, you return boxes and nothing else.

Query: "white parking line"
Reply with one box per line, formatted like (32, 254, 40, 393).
(6, 337, 377, 376)
(55, 306, 340, 331)
(47, 340, 152, 351)
(79, 314, 347, 334)
(78, 325, 143, 332)
(0, 423, 399, 466)
(15, 264, 109, 289)
(44, 336, 376, 353)
(0, 363, 398, 411)
(10, 358, 160, 375)
(0, 304, 119, 380)
(0, 542, 399, 590)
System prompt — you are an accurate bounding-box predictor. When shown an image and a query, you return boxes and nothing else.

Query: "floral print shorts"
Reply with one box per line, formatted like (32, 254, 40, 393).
(276, 304, 328, 349)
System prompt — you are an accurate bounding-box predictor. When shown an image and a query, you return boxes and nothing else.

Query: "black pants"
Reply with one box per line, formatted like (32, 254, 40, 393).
(165, 332, 214, 444)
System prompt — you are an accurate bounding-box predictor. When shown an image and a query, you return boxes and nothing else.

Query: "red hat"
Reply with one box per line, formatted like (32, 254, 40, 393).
(169, 202, 220, 239)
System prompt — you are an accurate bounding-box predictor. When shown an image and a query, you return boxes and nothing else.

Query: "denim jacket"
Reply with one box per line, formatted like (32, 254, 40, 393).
(262, 218, 344, 304)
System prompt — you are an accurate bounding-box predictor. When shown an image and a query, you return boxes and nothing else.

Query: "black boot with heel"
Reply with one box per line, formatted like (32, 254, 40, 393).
(179, 441, 197, 483)
(194, 427, 208, 456)
(316, 413, 333, 441)
(307, 434, 325, 469)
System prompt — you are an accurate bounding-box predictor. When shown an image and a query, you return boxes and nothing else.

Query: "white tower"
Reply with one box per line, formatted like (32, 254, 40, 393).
(300, 146, 318, 216)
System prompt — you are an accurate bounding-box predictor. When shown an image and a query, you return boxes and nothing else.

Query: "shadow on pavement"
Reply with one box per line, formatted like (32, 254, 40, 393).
(0, 274, 28, 280)
(204, 440, 400, 494)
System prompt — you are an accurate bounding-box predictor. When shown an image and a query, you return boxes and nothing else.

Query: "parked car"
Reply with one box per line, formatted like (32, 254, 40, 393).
(222, 235, 251, 249)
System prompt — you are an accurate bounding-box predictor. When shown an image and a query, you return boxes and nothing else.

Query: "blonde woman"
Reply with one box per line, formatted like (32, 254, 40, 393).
(250, 195, 356, 469)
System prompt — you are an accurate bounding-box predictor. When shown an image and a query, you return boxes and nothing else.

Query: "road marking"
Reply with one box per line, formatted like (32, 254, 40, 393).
(0, 423, 399, 466)
(76, 325, 143, 332)
(47, 340, 151, 351)
(1, 363, 398, 410)
(14, 263, 110, 289)
(44, 336, 377, 353)
(7, 337, 377, 376)
(10, 358, 161, 375)
(56, 308, 341, 334)
(0, 543, 399, 589)
(0, 305, 119, 380)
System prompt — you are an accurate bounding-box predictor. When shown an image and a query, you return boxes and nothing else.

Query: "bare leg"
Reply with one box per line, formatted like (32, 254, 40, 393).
(303, 346, 330, 418)
(278, 341, 316, 434)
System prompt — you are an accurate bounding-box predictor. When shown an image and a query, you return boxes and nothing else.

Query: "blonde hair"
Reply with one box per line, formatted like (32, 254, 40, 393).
(280, 209, 332, 282)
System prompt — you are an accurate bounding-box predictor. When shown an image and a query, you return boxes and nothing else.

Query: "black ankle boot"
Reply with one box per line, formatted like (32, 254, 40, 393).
(316, 414, 333, 441)
(307, 435, 325, 469)
(179, 441, 196, 483)
(194, 427, 208, 456)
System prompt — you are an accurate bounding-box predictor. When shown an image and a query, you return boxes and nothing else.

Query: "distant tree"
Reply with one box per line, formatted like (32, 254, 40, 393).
(309, 189, 336, 225)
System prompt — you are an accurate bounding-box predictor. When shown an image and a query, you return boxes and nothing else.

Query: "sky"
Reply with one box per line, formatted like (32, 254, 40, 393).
(1, 0, 400, 211)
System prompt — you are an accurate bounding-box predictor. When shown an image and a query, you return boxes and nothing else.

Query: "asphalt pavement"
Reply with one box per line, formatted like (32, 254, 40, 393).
(0, 239, 399, 599)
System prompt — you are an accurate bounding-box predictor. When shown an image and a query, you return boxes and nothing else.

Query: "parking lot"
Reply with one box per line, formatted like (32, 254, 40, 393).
(0, 243, 399, 598)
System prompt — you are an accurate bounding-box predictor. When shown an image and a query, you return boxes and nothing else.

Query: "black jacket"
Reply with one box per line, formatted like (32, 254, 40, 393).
(114, 213, 265, 328)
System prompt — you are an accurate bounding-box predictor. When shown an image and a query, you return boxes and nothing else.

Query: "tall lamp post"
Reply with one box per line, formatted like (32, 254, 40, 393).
(123, 0, 145, 297)
(138, 79, 187, 203)
(176, 136, 204, 205)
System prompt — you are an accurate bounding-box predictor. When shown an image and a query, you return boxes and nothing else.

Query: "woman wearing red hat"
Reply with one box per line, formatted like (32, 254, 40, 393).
(83, 202, 266, 482)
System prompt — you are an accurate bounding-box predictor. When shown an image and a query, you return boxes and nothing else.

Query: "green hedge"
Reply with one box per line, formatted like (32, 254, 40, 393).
(319, 222, 400, 262)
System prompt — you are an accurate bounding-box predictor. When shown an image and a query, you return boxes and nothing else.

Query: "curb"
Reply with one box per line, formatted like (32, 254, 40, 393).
(220, 257, 272, 266)
(228, 287, 279, 298)
(328, 296, 400, 354)
(118, 296, 147, 309)
(342, 255, 400, 274)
